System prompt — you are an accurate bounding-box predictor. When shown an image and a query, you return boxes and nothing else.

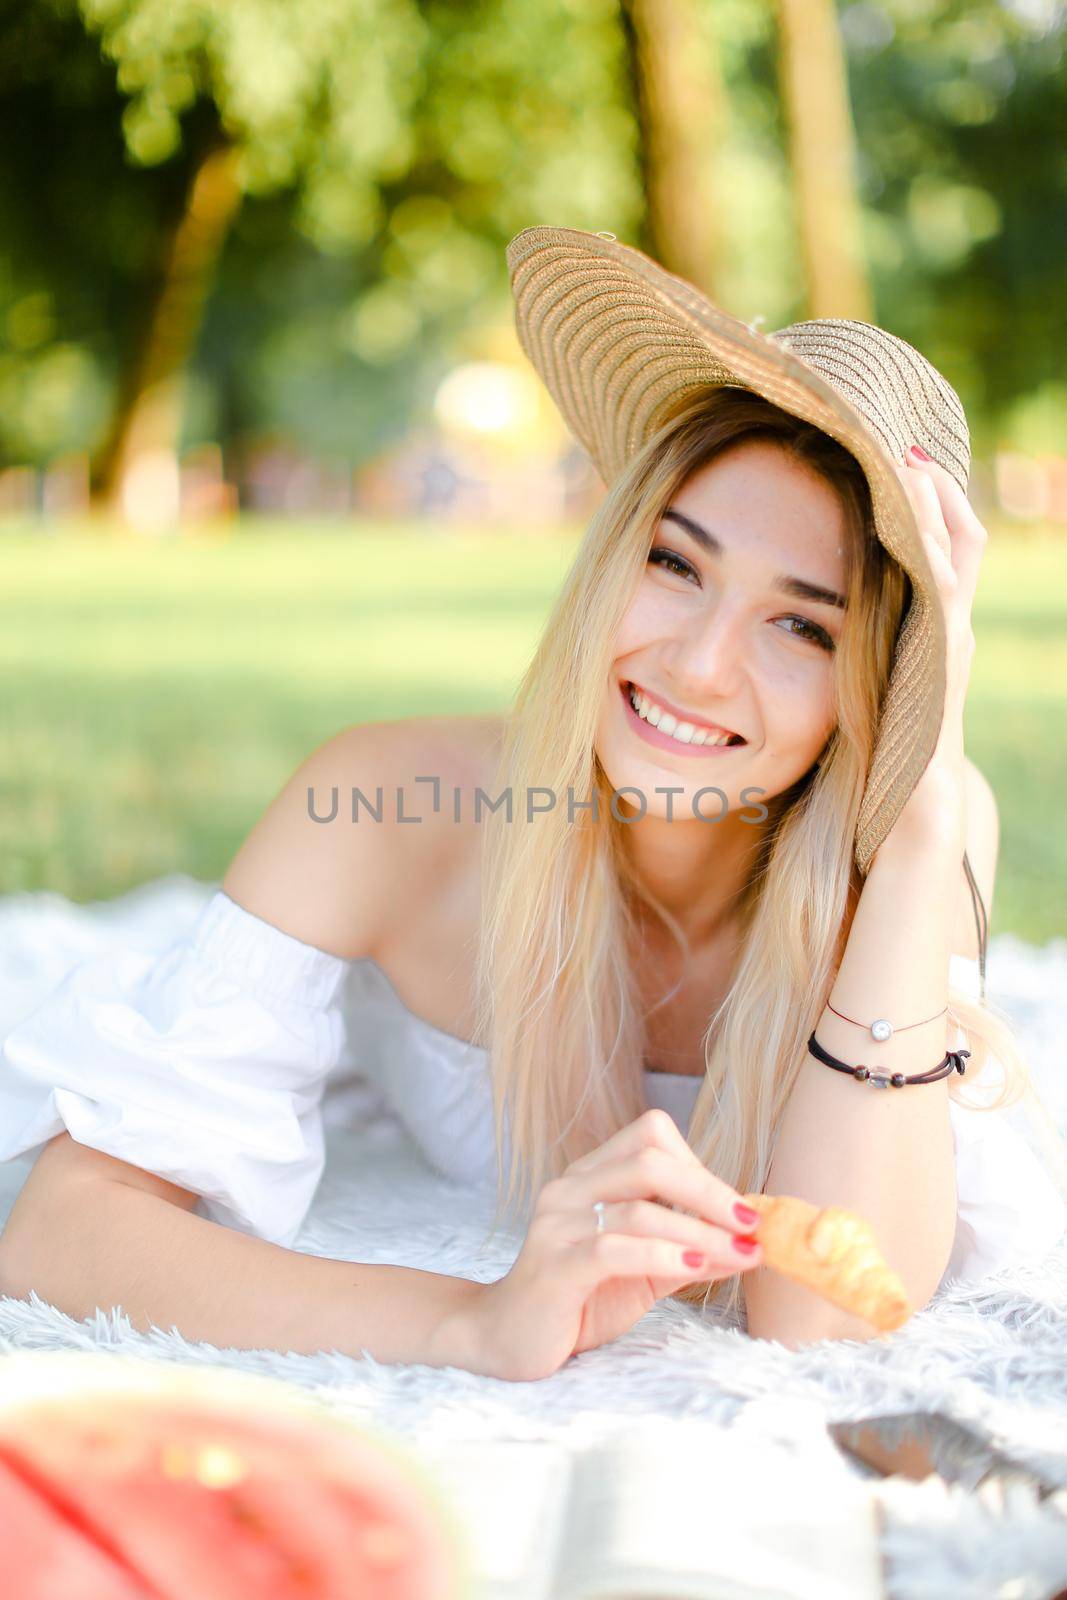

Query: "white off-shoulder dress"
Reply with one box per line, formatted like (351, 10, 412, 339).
(1, 888, 1064, 1294)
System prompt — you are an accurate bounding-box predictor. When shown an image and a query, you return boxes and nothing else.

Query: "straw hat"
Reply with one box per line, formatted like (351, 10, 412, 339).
(505, 224, 972, 879)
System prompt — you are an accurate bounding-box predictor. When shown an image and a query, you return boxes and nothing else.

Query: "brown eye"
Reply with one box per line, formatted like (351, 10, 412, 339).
(648, 547, 697, 581)
(775, 615, 835, 651)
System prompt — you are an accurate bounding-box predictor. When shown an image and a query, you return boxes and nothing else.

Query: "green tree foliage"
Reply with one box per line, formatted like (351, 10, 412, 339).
(79, 0, 427, 243)
(0, 0, 643, 477)
(839, 0, 1067, 454)
(1, 0, 1064, 474)
(0, 0, 203, 464)
(664, 0, 1067, 457)
(83, 0, 643, 352)
(211, 0, 645, 466)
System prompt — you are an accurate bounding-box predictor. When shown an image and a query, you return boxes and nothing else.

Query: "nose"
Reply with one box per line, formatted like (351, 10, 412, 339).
(663, 597, 748, 700)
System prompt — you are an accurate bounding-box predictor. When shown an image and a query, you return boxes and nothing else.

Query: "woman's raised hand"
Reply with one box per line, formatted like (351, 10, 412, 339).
(469, 1107, 763, 1381)
(889, 444, 988, 836)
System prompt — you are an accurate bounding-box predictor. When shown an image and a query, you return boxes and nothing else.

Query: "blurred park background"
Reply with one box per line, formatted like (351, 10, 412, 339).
(1, 0, 1065, 938)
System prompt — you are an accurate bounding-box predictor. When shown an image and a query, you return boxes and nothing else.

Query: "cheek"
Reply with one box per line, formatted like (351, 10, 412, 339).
(614, 598, 655, 659)
(612, 590, 675, 658)
(761, 656, 837, 745)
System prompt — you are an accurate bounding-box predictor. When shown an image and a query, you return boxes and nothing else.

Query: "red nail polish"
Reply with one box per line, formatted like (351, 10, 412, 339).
(733, 1202, 759, 1227)
(909, 444, 932, 462)
(733, 1235, 759, 1255)
(682, 1249, 705, 1268)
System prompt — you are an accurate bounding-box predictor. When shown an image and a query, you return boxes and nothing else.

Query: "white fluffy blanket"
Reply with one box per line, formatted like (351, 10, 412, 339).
(2, 874, 1067, 1598)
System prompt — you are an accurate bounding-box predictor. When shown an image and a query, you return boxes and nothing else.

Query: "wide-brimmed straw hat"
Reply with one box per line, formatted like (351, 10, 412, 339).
(505, 223, 972, 881)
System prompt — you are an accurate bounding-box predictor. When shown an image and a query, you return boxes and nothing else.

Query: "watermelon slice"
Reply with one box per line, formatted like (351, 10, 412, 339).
(0, 1353, 470, 1600)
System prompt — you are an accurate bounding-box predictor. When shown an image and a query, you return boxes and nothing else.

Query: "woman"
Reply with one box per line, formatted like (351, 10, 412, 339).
(2, 228, 1065, 1380)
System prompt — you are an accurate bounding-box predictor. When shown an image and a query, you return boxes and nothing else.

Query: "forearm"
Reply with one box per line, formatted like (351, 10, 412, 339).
(746, 824, 962, 1346)
(0, 1172, 485, 1370)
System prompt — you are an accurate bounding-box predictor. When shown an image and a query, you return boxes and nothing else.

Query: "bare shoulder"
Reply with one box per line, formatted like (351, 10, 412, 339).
(222, 711, 507, 965)
(395, 709, 509, 782)
(367, 710, 508, 818)
(367, 709, 509, 954)
(953, 755, 1000, 960)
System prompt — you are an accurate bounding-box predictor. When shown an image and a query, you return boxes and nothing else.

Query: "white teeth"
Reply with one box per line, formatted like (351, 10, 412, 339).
(628, 684, 738, 748)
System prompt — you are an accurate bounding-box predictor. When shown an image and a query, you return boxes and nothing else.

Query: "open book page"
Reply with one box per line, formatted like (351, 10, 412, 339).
(418, 1416, 882, 1600)
(416, 1437, 575, 1600)
(553, 1418, 882, 1600)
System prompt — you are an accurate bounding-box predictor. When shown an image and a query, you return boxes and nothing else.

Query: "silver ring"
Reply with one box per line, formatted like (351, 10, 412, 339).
(592, 1200, 607, 1233)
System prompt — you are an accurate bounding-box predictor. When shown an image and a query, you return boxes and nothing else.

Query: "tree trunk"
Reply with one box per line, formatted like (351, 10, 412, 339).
(775, 0, 872, 320)
(92, 137, 242, 528)
(621, 0, 732, 298)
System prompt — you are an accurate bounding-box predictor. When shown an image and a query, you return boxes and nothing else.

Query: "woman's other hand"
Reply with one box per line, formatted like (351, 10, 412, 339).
(467, 1107, 762, 1380)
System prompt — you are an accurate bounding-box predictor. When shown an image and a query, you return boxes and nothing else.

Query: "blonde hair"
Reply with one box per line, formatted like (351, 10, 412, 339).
(470, 385, 1067, 1325)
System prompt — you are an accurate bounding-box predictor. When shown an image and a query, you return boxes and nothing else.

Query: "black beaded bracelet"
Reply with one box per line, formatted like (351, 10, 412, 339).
(807, 1032, 971, 1088)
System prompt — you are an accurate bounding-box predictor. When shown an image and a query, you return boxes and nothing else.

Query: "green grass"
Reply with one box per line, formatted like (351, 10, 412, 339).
(956, 527, 1067, 941)
(2, 515, 1064, 940)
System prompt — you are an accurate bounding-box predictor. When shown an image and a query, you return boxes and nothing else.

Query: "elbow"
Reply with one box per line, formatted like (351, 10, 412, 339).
(741, 1181, 956, 1347)
(745, 1301, 883, 1351)
(742, 1265, 858, 1349)
(746, 1310, 889, 1351)
(0, 1204, 47, 1307)
(0, 1224, 22, 1302)
(743, 1264, 940, 1351)
(0, 1134, 140, 1306)
(0, 1178, 47, 1305)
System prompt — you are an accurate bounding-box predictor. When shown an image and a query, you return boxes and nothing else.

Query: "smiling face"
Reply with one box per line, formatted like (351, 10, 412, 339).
(595, 437, 852, 820)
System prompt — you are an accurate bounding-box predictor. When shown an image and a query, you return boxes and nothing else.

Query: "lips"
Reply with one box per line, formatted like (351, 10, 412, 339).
(625, 680, 746, 744)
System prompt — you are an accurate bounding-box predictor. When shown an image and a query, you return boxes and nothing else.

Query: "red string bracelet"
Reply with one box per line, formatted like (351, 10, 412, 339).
(825, 1000, 947, 1042)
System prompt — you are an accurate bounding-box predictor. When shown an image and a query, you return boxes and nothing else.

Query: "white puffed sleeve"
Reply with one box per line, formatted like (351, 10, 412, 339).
(0, 889, 351, 1249)
(941, 953, 1067, 1287)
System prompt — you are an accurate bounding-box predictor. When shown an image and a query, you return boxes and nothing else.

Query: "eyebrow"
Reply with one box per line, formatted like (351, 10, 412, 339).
(661, 507, 848, 611)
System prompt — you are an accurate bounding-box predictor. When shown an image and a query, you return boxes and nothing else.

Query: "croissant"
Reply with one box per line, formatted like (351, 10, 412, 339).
(740, 1192, 914, 1333)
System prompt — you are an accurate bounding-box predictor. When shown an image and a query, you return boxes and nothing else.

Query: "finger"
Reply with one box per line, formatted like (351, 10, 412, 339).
(893, 463, 964, 611)
(565, 1107, 695, 1178)
(555, 1131, 758, 1238)
(567, 1106, 735, 1192)
(920, 523, 959, 602)
(904, 448, 987, 544)
(568, 1194, 762, 1271)
(562, 1107, 754, 1221)
(898, 452, 987, 605)
(894, 459, 952, 562)
(559, 1229, 760, 1301)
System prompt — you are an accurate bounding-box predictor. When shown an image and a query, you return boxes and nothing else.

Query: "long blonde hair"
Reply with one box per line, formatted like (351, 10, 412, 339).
(470, 385, 1067, 1323)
